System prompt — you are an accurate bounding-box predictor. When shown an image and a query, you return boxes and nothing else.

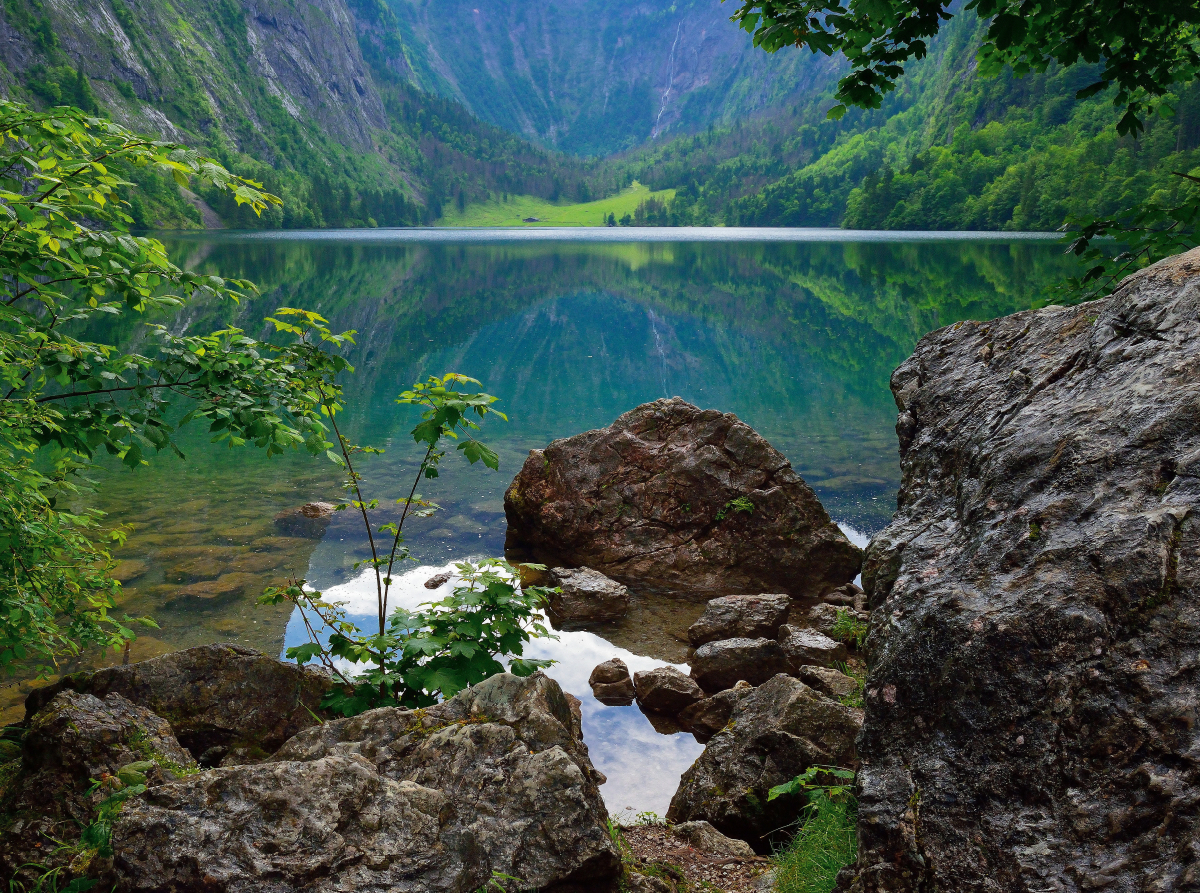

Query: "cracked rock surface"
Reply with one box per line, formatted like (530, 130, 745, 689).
(504, 398, 861, 597)
(849, 250, 1200, 891)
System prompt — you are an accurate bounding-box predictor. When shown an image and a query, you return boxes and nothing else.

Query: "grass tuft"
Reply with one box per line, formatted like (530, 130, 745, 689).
(773, 796, 857, 893)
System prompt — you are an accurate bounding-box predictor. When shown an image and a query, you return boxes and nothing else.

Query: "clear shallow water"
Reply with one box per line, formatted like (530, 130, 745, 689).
(3, 229, 1081, 814)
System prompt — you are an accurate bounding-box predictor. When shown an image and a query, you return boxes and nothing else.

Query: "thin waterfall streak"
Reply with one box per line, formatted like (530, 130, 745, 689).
(652, 23, 683, 139)
(648, 309, 669, 397)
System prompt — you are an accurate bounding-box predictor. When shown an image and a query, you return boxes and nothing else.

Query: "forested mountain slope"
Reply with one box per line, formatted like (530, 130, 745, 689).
(386, 0, 839, 156)
(613, 10, 1200, 230)
(0, 0, 600, 227)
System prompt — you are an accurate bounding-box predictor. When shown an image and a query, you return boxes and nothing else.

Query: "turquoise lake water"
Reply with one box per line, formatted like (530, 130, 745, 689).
(6, 228, 1079, 814)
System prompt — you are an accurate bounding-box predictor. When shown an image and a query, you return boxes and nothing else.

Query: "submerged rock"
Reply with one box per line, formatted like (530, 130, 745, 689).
(689, 637, 790, 692)
(272, 501, 335, 538)
(633, 666, 704, 714)
(667, 674, 861, 850)
(686, 594, 791, 646)
(777, 624, 847, 669)
(112, 672, 618, 892)
(504, 398, 862, 596)
(589, 657, 636, 703)
(850, 250, 1200, 890)
(548, 566, 630, 622)
(24, 644, 333, 766)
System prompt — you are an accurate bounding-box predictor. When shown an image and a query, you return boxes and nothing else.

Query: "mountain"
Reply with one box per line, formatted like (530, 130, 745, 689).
(609, 10, 1200, 231)
(386, 0, 840, 156)
(0, 0, 600, 227)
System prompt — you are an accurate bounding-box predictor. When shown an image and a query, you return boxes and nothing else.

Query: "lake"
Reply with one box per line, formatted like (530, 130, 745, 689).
(2, 228, 1078, 816)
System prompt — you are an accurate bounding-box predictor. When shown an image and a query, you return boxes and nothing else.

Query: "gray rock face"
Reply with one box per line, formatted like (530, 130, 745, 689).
(633, 666, 704, 714)
(667, 674, 861, 850)
(589, 657, 636, 703)
(689, 637, 791, 692)
(806, 602, 843, 637)
(504, 398, 862, 597)
(672, 820, 756, 858)
(851, 250, 1200, 891)
(797, 665, 859, 701)
(677, 685, 749, 739)
(687, 594, 792, 645)
(0, 691, 196, 883)
(548, 566, 630, 622)
(112, 672, 618, 892)
(24, 644, 333, 766)
(777, 625, 847, 669)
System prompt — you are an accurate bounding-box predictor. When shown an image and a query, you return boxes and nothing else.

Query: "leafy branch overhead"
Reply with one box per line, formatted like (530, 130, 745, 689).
(730, 0, 1200, 136)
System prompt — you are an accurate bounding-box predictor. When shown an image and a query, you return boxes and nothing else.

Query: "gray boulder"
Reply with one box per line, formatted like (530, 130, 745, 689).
(113, 672, 618, 892)
(778, 624, 847, 669)
(686, 594, 791, 645)
(0, 690, 197, 884)
(806, 602, 843, 637)
(677, 682, 752, 739)
(589, 657, 636, 703)
(548, 566, 630, 622)
(851, 249, 1200, 891)
(689, 637, 790, 692)
(504, 398, 862, 597)
(25, 644, 333, 766)
(633, 666, 704, 714)
(672, 820, 756, 858)
(667, 674, 861, 850)
(797, 665, 859, 701)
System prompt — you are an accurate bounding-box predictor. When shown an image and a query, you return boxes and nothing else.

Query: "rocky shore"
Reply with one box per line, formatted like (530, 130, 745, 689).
(4, 251, 1196, 891)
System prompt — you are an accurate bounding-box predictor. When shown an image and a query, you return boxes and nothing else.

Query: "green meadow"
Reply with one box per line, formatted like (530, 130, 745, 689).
(437, 182, 676, 227)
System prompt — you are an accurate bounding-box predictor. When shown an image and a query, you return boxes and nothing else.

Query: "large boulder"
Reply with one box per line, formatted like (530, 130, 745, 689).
(850, 250, 1200, 891)
(689, 637, 791, 692)
(548, 566, 630, 622)
(667, 674, 861, 850)
(25, 644, 333, 766)
(112, 672, 619, 892)
(677, 682, 752, 739)
(504, 398, 862, 596)
(0, 690, 196, 883)
(686, 594, 791, 646)
(633, 666, 704, 714)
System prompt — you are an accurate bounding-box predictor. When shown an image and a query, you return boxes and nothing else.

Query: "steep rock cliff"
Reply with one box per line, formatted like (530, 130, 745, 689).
(850, 251, 1200, 890)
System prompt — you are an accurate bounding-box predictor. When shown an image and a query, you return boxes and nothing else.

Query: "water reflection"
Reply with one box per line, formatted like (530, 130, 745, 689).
(5, 232, 1082, 811)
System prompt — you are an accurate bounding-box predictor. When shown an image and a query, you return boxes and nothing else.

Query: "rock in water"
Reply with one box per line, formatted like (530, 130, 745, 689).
(852, 250, 1200, 891)
(504, 398, 862, 596)
(689, 637, 791, 692)
(633, 666, 704, 714)
(548, 566, 631, 621)
(667, 674, 861, 850)
(112, 672, 619, 892)
(272, 501, 336, 538)
(24, 644, 333, 766)
(589, 657, 636, 703)
(687, 594, 791, 645)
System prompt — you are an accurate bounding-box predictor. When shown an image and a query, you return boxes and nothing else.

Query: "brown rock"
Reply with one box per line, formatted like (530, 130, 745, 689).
(689, 637, 791, 692)
(807, 602, 842, 637)
(424, 571, 453, 589)
(778, 624, 847, 669)
(547, 566, 630, 622)
(633, 666, 704, 714)
(589, 657, 636, 703)
(797, 665, 859, 700)
(504, 398, 862, 596)
(686, 594, 791, 646)
(272, 501, 336, 538)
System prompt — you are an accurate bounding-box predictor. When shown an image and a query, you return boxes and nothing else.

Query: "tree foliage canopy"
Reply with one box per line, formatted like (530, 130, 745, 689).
(0, 99, 350, 675)
(731, 0, 1200, 136)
